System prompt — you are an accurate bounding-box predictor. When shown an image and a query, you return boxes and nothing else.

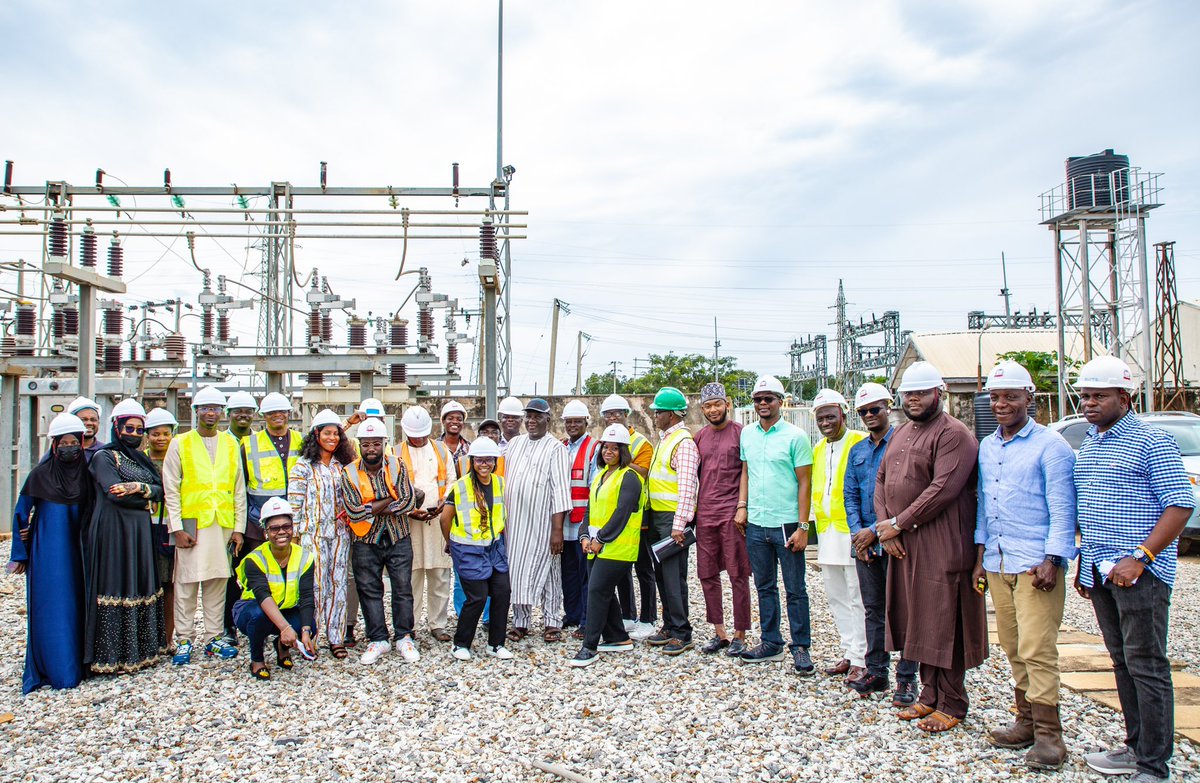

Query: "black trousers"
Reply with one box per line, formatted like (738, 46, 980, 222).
(584, 558, 633, 650)
(561, 539, 589, 627)
(456, 569, 511, 649)
(855, 553, 918, 682)
(351, 535, 414, 642)
(648, 510, 691, 641)
(624, 526, 658, 623)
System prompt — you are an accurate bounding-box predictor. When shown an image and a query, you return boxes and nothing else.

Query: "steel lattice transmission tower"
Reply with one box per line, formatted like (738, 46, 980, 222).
(1153, 241, 1186, 410)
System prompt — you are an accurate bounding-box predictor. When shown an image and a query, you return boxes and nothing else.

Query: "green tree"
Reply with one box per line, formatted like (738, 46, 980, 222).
(582, 353, 758, 404)
(995, 350, 1075, 392)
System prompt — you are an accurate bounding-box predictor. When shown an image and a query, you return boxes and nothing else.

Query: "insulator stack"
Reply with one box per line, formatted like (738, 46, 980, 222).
(321, 313, 333, 344)
(64, 306, 78, 335)
(447, 343, 458, 370)
(103, 308, 122, 372)
(80, 223, 97, 267)
(306, 308, 324, 385)
(15, 304, 35, 356)
(390, 317, 409, 384)
(479, 220, 498, 261)
(107, 237, 123, 278)
(48, 216, 68, 258)
(217, 312, 230, 343)
(418, 309, 434, 343)
(0, 337, 14, 357)
(164, 332, 186, 361)
(52, 308, 66, 340)
(141, 342, 152, 362)
(348, 318, 367, 384)
(201, 310, 214, 342)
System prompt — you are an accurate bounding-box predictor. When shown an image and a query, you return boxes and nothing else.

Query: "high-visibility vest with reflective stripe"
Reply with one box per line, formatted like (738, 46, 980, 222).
(588, 466, 642, 562)
(400, 440, 451, 501)
(341, 457, 402, 538)
(629, 429, 650, 463)
(565, 435, 598, 524)
(457, 454, 505, 479)
(449, 474, 506, 545)
(236, 542, 314, 608)
(648, 427, 693, 512)
(242, 429, 303, 497)
(811, 430, 868, 534)
(178, 429, 240, 530)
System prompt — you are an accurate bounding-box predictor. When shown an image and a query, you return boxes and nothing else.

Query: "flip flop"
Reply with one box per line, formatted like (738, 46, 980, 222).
(916, 711, 962, 733)
(543, 627, 564, 643)
(898, 703, 936, 721)
(506, 627, 529, 642)
(329, 644, 348, 659)
(275, 638, 294, 669)
(250, 663, 271, 680)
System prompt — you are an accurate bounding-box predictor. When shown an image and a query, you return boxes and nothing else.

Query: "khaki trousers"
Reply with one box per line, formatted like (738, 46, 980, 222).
(412, 567, 451, 631)
(987, 570, 1065, 705)
(175, 578, 227, 644)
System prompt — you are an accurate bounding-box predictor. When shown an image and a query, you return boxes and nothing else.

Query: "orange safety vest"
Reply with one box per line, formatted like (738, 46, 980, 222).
(342, 457, 401, 538)
(565, 435, 598, 524)
(399, 439, 451, 501)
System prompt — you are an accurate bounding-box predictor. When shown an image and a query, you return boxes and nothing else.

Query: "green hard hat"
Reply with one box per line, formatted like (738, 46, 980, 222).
(650, 386, 688, 412)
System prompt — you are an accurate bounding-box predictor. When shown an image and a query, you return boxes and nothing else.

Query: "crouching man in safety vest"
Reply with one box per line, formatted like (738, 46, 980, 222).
(233, 496, 317, 679)
(340, 417, 422, 665)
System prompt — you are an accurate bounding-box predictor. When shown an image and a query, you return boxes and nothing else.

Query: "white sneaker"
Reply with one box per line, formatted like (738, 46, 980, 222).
(488, 645, 514, 660)
(395, 636, 420, 663)
(628, 622, 656, 641)
(360, 640, 390, 665)
(452, 646, 472, 661)
(623, 619, 636, 632)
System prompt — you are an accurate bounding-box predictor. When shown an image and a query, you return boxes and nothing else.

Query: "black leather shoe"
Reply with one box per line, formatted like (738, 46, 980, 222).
(849, 672, 889, 697)
(701, 637, 730, 654)
(892, 680, 919, 707)
(645, 631, 672, 647)
(739, 643, 786, 663)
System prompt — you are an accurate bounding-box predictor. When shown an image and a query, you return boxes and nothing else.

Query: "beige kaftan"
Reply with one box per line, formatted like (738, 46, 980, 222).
(162, 433, 248, 583)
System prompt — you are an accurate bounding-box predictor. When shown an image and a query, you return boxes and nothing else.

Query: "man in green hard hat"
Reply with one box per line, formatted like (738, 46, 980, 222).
(645, 386, 699, 656)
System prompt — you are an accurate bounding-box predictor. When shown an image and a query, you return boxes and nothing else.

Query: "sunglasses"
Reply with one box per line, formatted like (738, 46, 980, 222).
(857, 406, 885, 416)
(751, 396, 780, 404)
(121, 425, 146, 435)
(265, 524, 294, 534)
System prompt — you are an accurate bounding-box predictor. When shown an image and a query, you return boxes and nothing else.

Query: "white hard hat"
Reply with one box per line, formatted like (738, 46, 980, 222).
(67, 396, 100, 415)
(401, 406, 433, 437)
(854, 382, 892, 409)
(599, 394, 631, 413)
(48, 412, 86, 438)
(357, 397, 385, 417)
(311, 408, 342, 431)
(357, 417, 389, 440)
(440, 400, 467, 419)
(259, 496, 294, 522)
(985, 360, 1036, 392)
(897, 361, 945, 393)
(468, 437, 501, 459)
(497, 396, 525, 416)
(226, 391, 258, 412)
(259, 392, 292, 414)
(1074, 355, 1137, 391)
(144, 408, 178, 430)
(562, 400, 590, 420)
(752, 375, 786, 398)
(111, 398, 147, 420)
(193, 385, 227, 408)
(811, 388, 848, 411)
(599, 423, 631, 445)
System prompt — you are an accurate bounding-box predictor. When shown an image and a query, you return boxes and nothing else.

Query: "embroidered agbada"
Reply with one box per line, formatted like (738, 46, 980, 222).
(504, 434, 572, 609)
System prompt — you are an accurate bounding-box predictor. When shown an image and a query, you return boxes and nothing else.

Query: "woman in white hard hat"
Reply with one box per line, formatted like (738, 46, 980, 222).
(143, 407, 179, 644)
(9, 412, 93, 693)
(288, 409, 356, 658)
(438, 400, 470, 461)
(84, 398, 168, 674)
(439, 437, 512, 661)
(569, 424, 644, 667)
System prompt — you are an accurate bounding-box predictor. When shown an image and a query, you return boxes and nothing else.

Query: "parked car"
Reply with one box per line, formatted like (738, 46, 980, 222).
(1049, 411, 1200, 554)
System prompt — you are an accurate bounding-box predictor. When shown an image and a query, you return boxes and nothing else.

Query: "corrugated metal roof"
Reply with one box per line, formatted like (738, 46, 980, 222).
(890, 329, 1080, 388)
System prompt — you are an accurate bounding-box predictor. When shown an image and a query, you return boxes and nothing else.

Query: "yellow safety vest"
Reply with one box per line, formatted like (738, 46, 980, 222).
(588, 466, 642, 562)
(400, 440, 451, 501)
(236, 542, 314, 609)
(648, 427, 693, 512)
(449, 474, 506, 545)
(178, 429, 240, 530)
(811, 430, 868, 534)
(242, 429, 303, 497)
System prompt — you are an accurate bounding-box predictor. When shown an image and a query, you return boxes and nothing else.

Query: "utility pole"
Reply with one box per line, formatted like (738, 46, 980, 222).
(575, 331, 590, 394)
(547, 298, 569, 396)
(610, 359, 621, 393)
(1000, 251, 1012, 320)
(713, 317, 720, 383)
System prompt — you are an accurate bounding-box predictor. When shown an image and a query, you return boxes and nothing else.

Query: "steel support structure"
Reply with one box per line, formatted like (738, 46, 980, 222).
(788, 334, 827, 395)
(1153, 241, 1186, 410)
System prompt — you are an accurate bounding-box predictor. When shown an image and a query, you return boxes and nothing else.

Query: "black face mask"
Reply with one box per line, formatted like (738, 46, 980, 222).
(119, 434, 144, 449)
(57, 446, 83, 464)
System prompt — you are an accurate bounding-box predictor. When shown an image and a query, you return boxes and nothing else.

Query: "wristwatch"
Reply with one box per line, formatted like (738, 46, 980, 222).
(1131, 548, 1153, 565)
(1047, 555, 1066, 568)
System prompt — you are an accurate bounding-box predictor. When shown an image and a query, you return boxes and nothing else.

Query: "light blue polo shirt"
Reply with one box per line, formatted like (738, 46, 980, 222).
(739, 418, 813, 528)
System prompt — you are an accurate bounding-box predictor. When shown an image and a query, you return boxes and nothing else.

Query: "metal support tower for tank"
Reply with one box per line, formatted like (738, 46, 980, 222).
(1153, 241, 1186, 411)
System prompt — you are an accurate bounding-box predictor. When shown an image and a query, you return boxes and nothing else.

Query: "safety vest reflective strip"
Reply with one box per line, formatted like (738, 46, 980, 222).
(457, 455, 505, 479)
(236, 543, 314, 608)
(243, 429, 303, 496)
(811, 430, 869, 534)
(647, 427, 692, 512)
(178, 430, 240, 530)
(400, 440, 450, 500)
(566, 435, 597, 523)
(341, 457, 401, 537)
(449, 475, 506, 545)
(588, 466, 642, 562)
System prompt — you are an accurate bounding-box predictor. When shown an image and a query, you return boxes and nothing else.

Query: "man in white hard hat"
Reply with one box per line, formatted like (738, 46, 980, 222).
(561, 399, 598, 636)
(971, 360, 1077, 769)
(162, 385, 248, 664)
(340, 417, 422, 665)
(875, 361, 986, 732)
(398, 405, 456, 642)
(809, 388, 869, 686)
(599, 392, 656, 638)
(497, 396, 525, 452)
(1072, 356, 1194, 782)
(65, 396, 105, 462)
(844, 382, 918, 705)
(228, 391, 303, 647)
(736, 375, 815, 673)
(225, 391, 258, 442)
(438, 400, 471, 462)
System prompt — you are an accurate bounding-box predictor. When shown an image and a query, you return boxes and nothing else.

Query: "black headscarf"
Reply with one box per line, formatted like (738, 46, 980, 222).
(22, 435, 91, 506)
(98, 415, 160, 479)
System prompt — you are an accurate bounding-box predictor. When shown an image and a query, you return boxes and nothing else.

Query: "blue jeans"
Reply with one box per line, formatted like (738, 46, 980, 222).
(232, 600, 311, 664)
(745, 523, 810, 651)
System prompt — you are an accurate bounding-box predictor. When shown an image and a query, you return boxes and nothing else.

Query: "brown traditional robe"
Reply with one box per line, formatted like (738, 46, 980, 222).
(875, 410, 987, 671)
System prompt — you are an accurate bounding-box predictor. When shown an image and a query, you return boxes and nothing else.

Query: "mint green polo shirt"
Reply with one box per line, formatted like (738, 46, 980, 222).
(739, 418, 813, 528)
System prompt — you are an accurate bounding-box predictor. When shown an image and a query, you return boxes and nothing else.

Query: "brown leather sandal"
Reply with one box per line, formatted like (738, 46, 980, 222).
(543, 627, 564, 643)
(897, 703, 936, 721)
(916, 711, 962, 733)
(506, 627, 529, 642)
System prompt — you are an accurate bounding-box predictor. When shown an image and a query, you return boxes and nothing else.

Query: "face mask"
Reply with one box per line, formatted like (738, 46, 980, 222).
(57, 446, 82, 463)
(120, 434, 144, 449)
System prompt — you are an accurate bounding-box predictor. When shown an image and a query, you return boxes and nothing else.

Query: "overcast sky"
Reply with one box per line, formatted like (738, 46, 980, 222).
(2, 1, 1197, 395)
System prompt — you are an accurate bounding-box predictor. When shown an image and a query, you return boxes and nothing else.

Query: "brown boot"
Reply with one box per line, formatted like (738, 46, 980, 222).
(1025, 702, 1068, 770)
(988, 688, 1035, 749)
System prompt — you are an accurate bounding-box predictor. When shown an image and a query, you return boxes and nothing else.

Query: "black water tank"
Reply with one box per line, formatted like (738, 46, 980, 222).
(973, 393, 1038, 441)
(1066, 149, 1129, 210)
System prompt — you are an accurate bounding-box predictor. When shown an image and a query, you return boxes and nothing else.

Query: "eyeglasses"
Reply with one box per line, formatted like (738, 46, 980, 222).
(857, 406, 885, 416)
(265, 524, 294, 534)
(196, 405, 223, 413)
(121, 425, 145, 435)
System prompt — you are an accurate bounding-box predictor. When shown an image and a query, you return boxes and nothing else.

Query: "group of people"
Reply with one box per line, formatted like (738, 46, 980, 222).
(8, 353, 1192, 782)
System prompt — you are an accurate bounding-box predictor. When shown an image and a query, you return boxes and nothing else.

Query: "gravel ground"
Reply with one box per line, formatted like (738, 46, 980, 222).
(1, 539, 1197, 783)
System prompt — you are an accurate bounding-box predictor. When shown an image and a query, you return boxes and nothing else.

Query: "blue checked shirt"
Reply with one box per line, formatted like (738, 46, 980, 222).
(844, 427, 892, 535)
(975, 419, 1078, 573)
(1075, 411, 1196, 588)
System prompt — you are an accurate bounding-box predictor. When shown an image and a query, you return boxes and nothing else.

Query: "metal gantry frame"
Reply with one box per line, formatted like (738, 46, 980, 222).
(788, 334, 827, 395)
(1153, 241, 1186, 410)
